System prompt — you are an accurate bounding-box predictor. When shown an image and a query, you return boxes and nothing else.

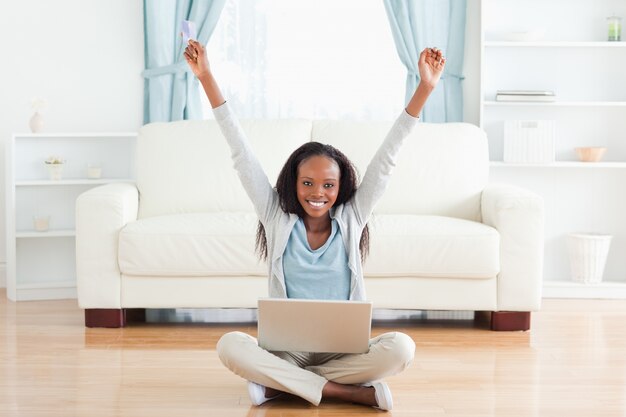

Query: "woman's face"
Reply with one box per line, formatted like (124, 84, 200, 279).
(296, 155, 341, 221)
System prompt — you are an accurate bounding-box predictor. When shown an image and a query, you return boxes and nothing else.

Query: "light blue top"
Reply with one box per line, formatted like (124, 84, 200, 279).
(283, 218, 351, 300)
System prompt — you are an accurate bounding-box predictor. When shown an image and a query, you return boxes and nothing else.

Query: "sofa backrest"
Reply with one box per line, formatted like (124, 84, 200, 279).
(312, 120, 489, 222)
(137, 118, 488, 222)
(137, 119, 311, 218)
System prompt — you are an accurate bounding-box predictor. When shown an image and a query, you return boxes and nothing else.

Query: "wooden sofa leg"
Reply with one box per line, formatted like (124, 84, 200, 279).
(85, 309, 126, 328)
(490, 311, 531, 331)
(85, 308, 146, 328)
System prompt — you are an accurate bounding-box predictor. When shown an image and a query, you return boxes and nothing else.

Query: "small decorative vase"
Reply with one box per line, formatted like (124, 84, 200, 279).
(33, 215, 51, 232)
(29, 112, 44, 133)
(86, 165, 102, 179)
(607, 16, 622, 42)
(46, 163, 64, 180)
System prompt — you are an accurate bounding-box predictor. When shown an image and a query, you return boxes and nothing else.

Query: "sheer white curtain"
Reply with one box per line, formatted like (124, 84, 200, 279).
(202, 0, 405, 121)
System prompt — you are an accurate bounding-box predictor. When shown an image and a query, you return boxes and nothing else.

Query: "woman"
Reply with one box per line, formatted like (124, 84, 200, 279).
(184, 39, 445, 410)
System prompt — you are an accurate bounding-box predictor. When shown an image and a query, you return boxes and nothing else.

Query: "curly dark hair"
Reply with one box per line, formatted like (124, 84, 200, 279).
(255, 141, 370, 262)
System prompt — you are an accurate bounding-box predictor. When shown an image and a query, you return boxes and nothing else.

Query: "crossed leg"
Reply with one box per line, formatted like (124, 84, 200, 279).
(216, 331, 415, 407)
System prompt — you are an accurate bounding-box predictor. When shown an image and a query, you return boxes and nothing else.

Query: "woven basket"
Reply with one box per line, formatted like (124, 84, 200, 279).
(567, 233, 612, 284)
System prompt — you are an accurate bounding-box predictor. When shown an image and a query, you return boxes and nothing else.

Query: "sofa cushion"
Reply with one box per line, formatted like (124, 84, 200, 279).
(364, 215, 500, 279)
(313, 120, 489, 222)
(137, 119, 312, 219)
(119, 212, 499, 280)
(118, 213, 266, 277)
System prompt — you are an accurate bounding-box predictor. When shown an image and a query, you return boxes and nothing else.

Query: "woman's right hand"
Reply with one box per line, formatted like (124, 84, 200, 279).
(184, 39, 210, 79)
(418, 47, 445, 90)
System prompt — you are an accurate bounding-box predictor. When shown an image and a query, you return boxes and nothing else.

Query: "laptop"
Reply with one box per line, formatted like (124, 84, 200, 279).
(257, 298, 373, 353)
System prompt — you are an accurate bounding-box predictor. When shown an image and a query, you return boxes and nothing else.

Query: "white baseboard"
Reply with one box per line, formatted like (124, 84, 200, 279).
(543, 280, 626, 299)
(2, 273, 624, 301)
(0, 262, 5, 289)
(15, 281, 77, 301)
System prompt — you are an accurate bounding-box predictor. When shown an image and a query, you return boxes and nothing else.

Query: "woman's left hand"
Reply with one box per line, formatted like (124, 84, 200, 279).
(418, 48, 446, 89)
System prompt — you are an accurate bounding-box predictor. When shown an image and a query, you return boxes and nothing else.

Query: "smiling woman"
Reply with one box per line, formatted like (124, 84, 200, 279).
(184, 4, 446, 406)
(203, 0, 406, 120)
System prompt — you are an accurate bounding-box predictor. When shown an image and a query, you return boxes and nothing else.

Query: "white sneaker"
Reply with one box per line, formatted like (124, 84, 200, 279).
(362, 381, 393, 411)
(247, 381, 283, 406)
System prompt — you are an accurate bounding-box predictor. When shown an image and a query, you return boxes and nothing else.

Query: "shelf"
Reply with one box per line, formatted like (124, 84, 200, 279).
(485, 41, 626, 48)
(15, 178, 135, 186)
(7, 132, 137, 301)
(484, 101, 626, 107)
(14, 132, 137, 139)
(16, 230, 75, 238)
(543, 280, 626, 299)
(490, 161, 626, 168)
(17, 280, 76, 290)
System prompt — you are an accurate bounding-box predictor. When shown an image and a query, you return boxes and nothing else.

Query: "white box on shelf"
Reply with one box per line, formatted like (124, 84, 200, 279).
(503, 120, 555, 163)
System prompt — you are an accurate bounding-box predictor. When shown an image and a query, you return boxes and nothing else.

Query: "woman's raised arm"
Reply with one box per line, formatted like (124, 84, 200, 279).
(353, 47, 446, 225)
(405, 48, 446, 117)
(183, 40, 279, 225)
(184, 40, 225, 109)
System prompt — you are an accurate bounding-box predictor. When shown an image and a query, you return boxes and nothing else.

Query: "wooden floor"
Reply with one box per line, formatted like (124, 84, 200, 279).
(1, 292, 626, 417)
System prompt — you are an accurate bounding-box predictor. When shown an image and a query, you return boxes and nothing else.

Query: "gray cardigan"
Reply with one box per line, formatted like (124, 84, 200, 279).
(213, 103, 419, 301)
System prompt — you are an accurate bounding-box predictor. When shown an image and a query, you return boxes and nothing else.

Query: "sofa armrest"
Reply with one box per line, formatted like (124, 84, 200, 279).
(481, 184, 544, 311)
(76, 183, 139, 308)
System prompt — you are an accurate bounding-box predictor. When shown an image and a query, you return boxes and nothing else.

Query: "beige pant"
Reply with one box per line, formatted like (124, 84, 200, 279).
(216, 331, 415, 405)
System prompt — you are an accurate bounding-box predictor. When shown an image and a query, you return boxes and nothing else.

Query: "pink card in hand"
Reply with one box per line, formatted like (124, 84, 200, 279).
(182, 20, 196, 44)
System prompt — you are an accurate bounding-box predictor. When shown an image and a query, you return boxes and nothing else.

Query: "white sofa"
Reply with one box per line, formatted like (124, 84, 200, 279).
(76, 117, 544, 330)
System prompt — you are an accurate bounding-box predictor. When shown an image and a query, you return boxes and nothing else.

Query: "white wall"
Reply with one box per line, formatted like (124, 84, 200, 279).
(0, 0, 145, 286)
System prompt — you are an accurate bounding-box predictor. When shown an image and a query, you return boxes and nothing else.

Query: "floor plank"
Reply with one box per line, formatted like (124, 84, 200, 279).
(1, 292, 625, 416)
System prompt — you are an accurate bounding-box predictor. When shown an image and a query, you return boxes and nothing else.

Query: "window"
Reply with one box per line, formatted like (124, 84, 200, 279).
(202, 0, 406, 121)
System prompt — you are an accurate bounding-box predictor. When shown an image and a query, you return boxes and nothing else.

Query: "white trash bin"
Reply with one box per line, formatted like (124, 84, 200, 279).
(567, 233, 612, 284)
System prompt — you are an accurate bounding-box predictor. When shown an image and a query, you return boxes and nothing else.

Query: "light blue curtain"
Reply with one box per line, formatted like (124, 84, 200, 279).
(384, 0, 466, 122)
(142, 0, 226, 123)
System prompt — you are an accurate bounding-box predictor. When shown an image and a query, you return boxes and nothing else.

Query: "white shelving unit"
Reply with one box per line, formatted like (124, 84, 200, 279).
(5, 132, 137, 301)
(481, 0, 626, 299)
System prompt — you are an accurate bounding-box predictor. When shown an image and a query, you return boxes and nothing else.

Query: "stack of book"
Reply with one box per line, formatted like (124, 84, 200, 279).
(496, 90, 556, 102)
